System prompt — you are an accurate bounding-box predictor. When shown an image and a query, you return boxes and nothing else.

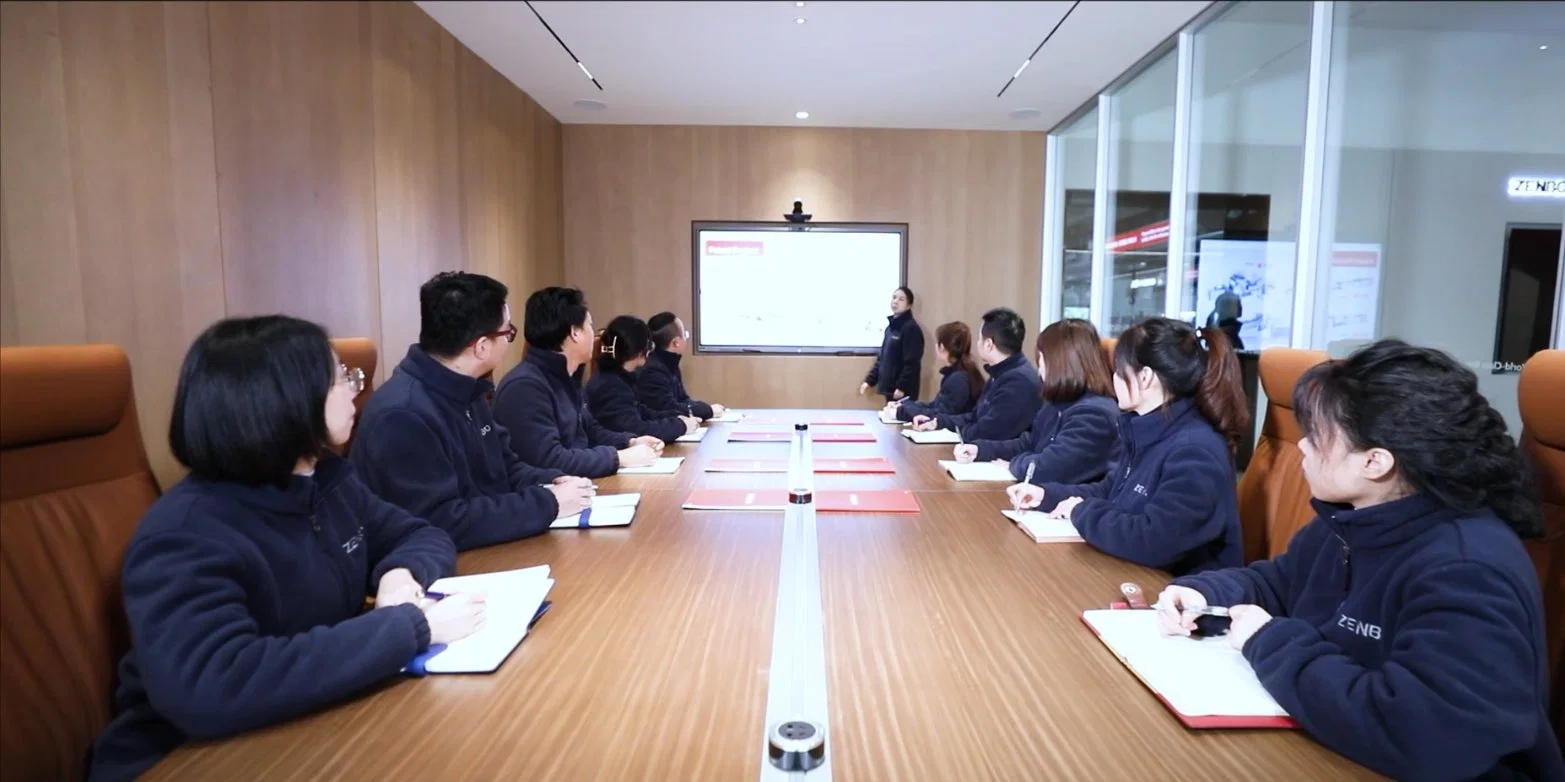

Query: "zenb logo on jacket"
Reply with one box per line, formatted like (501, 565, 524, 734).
(1033, 397, 1242, 576)
(1174, 494, 1565, 781)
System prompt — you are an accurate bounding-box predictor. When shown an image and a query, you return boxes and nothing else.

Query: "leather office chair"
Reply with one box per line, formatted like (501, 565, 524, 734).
(1237, 348, 1327, 563)
(1100, 337, 1117, 367)
(330, 337, 378, 455)
(0, 345, 160, 781)
(1519, 349, 1565, 744)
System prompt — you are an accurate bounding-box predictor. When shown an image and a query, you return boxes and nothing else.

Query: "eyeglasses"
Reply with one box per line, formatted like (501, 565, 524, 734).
(485, 324, 518, 344)
(340, 363, 366, 395)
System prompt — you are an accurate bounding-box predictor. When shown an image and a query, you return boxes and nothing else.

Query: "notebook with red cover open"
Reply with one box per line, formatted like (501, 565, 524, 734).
(1079, 609, 1297, 730)
(681, 488, 920, 513)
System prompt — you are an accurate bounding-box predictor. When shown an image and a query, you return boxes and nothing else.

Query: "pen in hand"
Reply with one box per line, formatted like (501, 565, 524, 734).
(1015, 462, 1035, 512)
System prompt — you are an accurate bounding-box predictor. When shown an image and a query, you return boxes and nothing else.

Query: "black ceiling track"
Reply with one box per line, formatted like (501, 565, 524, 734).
(525, 1, 603, 91)
(997, 0, 1081, 98)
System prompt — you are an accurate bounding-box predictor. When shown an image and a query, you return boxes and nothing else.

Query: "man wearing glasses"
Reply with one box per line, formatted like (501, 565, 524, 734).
(637, 311, 727, 422)
(350, 272, 595, 550)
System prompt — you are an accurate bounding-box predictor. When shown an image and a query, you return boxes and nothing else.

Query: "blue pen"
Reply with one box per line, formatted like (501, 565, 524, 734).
(424, 591, 449, 600)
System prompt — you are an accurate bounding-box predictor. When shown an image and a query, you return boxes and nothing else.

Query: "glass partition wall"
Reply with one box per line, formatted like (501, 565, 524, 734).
(1041, 0, 1565, 435)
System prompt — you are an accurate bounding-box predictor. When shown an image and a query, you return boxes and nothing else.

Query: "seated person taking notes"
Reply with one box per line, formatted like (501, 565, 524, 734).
(893, 321, 982, 422)
(1159, 341, 1565, 781)
(90, 316, 484, 782)
(638, 311, 726, 420)
(912, 307, 1041, 441)
(1006, 318, 1246, 576)
(494, 287, 664, 478)
(351, 272, 593, 550)
(587, 315, 701, 444)
(955, 318, 1119, 484)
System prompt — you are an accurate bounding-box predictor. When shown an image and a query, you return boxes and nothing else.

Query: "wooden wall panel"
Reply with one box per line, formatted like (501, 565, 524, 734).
(562, 125, 1045, 410)
(1, 1, 563, 486)
(369, 1, 463, 370)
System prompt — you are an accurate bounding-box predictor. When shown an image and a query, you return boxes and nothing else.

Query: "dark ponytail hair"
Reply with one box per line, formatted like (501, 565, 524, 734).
(935, 321, 985, 399)
(594, 315, 653, 373)
(1112, 317, 1249, 454)
(1294, 339, 1542, 538)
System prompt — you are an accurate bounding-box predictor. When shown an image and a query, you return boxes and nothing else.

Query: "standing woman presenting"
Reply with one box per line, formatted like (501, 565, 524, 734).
(859, 286, 925, 404)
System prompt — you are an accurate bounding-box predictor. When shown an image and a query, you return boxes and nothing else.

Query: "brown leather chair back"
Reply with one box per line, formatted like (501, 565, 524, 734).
(1238, 348, 1327, 562)
(1519, 349, 1565, 744)
(1101, 337, 1117, 370)
(0, 345, 160, 781)
(330, 338, 378, 454)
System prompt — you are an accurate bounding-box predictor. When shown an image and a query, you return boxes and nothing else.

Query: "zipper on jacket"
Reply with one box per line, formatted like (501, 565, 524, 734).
(310, 512, 321, 535)
(1333, 530, 1353, 598)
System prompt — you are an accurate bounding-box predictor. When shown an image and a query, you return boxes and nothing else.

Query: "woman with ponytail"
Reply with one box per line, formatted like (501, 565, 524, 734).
(586, 315, 701, 444)
(894, 322, 983, 422)
(1006, 317, 1247, 575)
(1157, 340, 1561, 781)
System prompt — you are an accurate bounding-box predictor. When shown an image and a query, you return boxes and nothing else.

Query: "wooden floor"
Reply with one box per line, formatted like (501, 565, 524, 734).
(145, 410, 1380, 781)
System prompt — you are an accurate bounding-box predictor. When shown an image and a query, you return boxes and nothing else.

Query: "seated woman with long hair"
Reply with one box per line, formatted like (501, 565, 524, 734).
(586, 315, 700, 444)
(954, 318, 1119, 484)
(1160, 340, 1563, 781)
(89, 316, 486, 782)
(894, 321, 983, 422)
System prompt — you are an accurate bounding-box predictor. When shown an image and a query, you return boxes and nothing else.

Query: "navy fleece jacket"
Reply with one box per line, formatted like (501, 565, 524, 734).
(350, 346, 563, 550)
(88, 456, 453, 782)
(493, 348, 633, 479)
(896, 365, 978, 422)
(932, 353, 1042, 442)
(586, 365, 687, 444)
(636, 349, 713, 420)
(1033, 398, 1241, 575)
(865, 311, 924, 400)
(1175, 496, 1565, 782)
(970, 393, 1120, 484)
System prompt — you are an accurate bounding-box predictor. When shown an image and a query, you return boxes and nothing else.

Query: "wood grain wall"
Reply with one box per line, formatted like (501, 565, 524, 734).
(0, 1, 562, 486)
(562, 125, 1045, 411)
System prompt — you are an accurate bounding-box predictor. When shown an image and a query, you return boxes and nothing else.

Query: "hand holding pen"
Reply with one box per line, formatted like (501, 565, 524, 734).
(1011, 463, 1036, 512)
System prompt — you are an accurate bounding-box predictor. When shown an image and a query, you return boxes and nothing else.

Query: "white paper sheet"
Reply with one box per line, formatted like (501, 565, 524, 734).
(616, 457, 685, 475)
(938, 460, 1015, 482)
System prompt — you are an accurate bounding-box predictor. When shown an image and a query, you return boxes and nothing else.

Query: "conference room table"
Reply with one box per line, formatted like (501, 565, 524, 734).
(146, 409, 1379, 781)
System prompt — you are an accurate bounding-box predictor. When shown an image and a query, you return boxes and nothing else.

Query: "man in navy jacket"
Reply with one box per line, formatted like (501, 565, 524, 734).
(912, 307, 1041, 442)
(637, 311, 726, 421)
(493, 287, 664, 478)
(350, 272, 594, 550)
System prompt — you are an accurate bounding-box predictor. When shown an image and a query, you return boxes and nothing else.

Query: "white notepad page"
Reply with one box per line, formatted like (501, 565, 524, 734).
(674, 427, 708, 443)
(617, 457, 685, 475)
(938, 460, 1015, 482)
(552, 505, 637, 529)
(1000, 510, 1083, 542)
(710, 411, 744, 423)
(878, 408, 904, 425)
(422, 566, 554, 673)
(1081, 610, 1289, 719)
(901, 428, 962, 444)
(591, 492, 641, 508)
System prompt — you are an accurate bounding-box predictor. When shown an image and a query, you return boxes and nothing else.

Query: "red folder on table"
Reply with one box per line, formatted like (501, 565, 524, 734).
(682, 488, 920, 513)
(744, 415, 865, 426)
(727, 430, 877, 443)
(1078, 610, 1297, 730)
(706, 457, 895, 474)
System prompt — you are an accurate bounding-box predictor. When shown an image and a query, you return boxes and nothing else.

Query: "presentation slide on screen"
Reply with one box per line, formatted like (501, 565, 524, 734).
(1194, 239, 1382, 349)
(696, 228, 903, 352)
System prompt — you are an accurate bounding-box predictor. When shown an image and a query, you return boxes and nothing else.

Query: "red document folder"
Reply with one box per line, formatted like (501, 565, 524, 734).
(727, 430, 877, 443)
(682, 488, 920, 513)
(1077, 611, 1297, 730)
(743, 415, 865, 426)
(705, 457, 895, 474)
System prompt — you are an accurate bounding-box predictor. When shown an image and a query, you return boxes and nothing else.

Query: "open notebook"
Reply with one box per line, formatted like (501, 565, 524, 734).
(617, 456, 685, 475)
(404, 566, 555, 675)
(1079, 609, 1296, 729)
(551, 493, 640, 529)
(674, 427, 708, 443)
(1000, 509, 1083, 542)
(901, 428, 962, 444)
(877, 408, 905, 425)
(938, 460, 1015, 482)
(709, 410, 744, 423)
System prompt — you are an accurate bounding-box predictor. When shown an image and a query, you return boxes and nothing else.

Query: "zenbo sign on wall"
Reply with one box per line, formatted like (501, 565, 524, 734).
(1506, 176, 1565, 199)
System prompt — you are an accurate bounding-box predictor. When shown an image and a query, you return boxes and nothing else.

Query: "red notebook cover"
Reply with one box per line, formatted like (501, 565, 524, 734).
(812, 431, 876, 443)
(744, 416, 865, 426)
(1076, 613, 1297, 730)
(705, 457, 895, 474)
(728, 430, 877, 443)
(682, 488, 920, 513)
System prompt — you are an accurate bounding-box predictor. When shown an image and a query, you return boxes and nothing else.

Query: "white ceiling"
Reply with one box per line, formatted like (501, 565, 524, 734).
(416, 0, 1212, 131)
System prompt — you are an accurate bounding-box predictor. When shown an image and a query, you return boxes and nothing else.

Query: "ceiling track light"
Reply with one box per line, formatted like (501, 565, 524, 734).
(996, 0, 1080, 98)
(525, 0, 603, 91)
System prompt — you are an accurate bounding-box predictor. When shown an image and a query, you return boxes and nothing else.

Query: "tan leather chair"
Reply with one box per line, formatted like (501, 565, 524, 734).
(330, 338, 378, 454)
(1101, 337, 1117, 368)
(1519, 349, 1565, 744)
(1238, 348, 1328, 563)
(0, 345, 160, 781)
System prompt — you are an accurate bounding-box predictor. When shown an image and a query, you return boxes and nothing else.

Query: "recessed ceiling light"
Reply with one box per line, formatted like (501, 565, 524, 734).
(1009, 107, 1042, 120)
(796, 1, 805, 6)
(1542, 45, 1550, 51)
(574, 99, 607, 111)
(795, 16, 806, 24)
(795, 111, 810, 120)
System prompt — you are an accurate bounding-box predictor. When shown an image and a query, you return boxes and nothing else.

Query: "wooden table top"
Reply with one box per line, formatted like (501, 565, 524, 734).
(146, 409, 1377, 781)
